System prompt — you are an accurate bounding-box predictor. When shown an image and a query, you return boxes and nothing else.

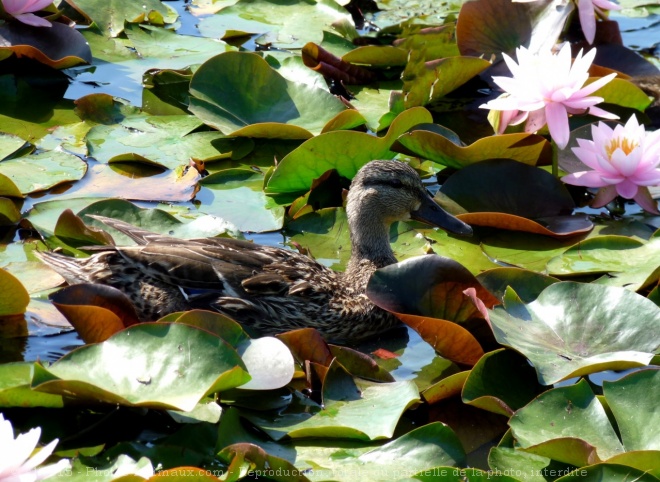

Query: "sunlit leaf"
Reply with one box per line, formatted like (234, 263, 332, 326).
(198, 0, 352, 48)
(266, 108, 433, 193)
(189, 52, 347, 137)
(488, 282, 660, 385)
(0, 268, 29, 316)
(241, 360, 420, 441)
(394, 130, 552, 169)
(0, 151, 87, 195)
(31, 323, 250, 410)
(86, 114, 226, 170)
(0, 362, 64, 408)
(476, 267, 559, 303)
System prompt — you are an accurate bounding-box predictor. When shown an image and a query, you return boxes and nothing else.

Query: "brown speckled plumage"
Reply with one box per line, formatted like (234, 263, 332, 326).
(37, 161, 472, 343)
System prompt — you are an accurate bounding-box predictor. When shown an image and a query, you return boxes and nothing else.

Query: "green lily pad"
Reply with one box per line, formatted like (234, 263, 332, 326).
(402, 56, 491, 109)
(0, 268, 30, 316)
(0, 362, 64, 408)
(476, 268, 559, 303)
(462, 349, 544, 416)
(555, 464, 660, 482)
(416, 227, 501, 274)
(241, 360, 420, 441)
(547, 235, 660, 291)
(0, 151, 87, 195)
(603, 368, 660, 451)
(0, 22, 92, 69)
(510, 379, 624, 466)
(86, 115, 226, 169)
(302, 423, 467, 482)
(189, 51, 347, 137)
(199, 169, 285, 232)
(198, 0, 352, 49)
(0, 132, 26, 160)
(394, 130, 551, 169)
(67, 0, 176, 37)
(0, 197, 20, 225)
(218, 443, 309, 482)
(592, 78, 654, 111)
(31, 322, 250, 411)
(265, 107, 433, 194)
(488, 282, 660, 385)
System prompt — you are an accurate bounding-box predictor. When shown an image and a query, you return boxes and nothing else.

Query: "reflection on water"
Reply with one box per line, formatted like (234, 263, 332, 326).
(0, 330, 83, 363)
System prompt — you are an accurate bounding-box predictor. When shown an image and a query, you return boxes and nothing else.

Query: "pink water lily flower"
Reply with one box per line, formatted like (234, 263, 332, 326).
(0, 413, 70, 481)
(2, 0, 53, 27)
(562, 115, 660, 213)
(480, 43, 618, 149)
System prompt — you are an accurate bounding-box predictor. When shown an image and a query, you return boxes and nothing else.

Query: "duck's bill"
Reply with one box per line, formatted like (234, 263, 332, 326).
(411, 192, 473, 236)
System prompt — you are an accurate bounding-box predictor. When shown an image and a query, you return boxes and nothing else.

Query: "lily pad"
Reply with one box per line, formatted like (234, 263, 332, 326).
(510, 379, 624, 466)
(0, 132, 26, 160)
(31, 322, 250, 411)
(367, 255, 498, 365)
(199, 169, 285, 232)
(0, 150, 87, 195)
(241, 359, 420, 441)
(476, 267, 559, 303)
(266, 107, 433, 194)
(461, 349, 544, 416)
(0, 197, 20, 225)
(402, 56, 491, 109)
(198, 0, 352, 48)
(439, 159, 593, 237)
(67, 0, 175, 37)
(488, 282, 660, 385)
(86, 115, 226, 169)
(394, 130, 551, 169)
(0, 362, 64, 408)
(0, 268, 30, 316)
(547, 235, 660, 291)
(0, 22, 92, 68)
(603, 368, 660, 451)
(189, 51, 347, 137)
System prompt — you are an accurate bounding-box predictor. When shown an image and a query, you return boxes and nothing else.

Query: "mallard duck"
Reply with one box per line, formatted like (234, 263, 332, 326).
(37, 161, 472, 343)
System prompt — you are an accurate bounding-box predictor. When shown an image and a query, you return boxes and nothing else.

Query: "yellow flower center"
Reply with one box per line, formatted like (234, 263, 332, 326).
(606, 137, 638, 158)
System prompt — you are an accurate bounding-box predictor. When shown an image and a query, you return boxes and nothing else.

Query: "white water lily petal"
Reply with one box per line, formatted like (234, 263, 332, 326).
(480, 43, 616, 143)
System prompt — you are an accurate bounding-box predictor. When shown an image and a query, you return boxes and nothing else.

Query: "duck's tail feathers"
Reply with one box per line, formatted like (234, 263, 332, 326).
(34, 250, 111, 285)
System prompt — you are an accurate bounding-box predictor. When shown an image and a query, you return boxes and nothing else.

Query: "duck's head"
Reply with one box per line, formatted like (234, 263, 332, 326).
(347, 160, 472, 236)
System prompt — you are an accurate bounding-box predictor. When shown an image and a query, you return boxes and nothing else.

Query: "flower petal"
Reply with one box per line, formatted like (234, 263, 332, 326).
(562, 170, 611, 187)
(633, 187, 660, 214)
(587, 105, 619, 120)
(545, 102, 570, 149)
(14, 12, 52, 27)
(574, 73, 618, 97)
(615, 179, 639, 198)
(591, 185, 618, 207)
(578, 0, 597, 44)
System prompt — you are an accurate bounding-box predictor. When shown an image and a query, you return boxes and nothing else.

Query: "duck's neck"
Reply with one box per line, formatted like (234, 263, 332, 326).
(345, 202, 397, 286)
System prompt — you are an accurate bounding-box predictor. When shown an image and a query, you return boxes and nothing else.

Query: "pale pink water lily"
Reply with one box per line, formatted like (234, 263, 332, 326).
(480, 43, 618, 149)
(1, 0, 53, 27)
(562, 115, 660, 213)
(512, 0, 621, 44)
(0, 413, 70, 482)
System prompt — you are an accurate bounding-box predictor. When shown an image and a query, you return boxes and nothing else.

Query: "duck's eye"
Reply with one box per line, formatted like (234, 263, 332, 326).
(388, 178, 403, 188)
